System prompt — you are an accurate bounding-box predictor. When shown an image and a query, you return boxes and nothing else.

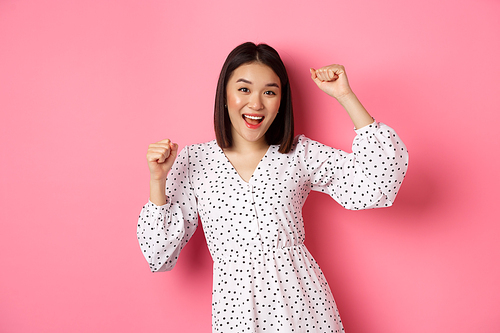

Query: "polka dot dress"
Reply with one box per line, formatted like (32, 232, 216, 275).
(137, 121, 409, 332)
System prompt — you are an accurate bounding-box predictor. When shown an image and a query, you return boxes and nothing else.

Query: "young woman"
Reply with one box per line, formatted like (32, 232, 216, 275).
(138, 42, 408, 332)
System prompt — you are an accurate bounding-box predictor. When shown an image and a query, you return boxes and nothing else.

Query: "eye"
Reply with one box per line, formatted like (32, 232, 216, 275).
(238, 87, 249, 93)
(264, 91, 276, 96)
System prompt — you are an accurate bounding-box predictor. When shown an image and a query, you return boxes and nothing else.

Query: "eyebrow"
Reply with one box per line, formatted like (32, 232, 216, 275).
(236, 78, 280, 88)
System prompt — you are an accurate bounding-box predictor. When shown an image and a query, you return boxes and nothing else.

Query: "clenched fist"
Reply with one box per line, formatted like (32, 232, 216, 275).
(146, 139, 178, 181)
(310, 64, 353, 100)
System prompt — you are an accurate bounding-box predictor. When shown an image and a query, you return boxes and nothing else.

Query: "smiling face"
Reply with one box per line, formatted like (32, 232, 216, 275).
(225, 62, 282, 148)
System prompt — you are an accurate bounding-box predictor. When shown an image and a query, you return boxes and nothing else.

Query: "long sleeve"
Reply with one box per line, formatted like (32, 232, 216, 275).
(137, 146, 198, 272)
(299, 121, 408, 210)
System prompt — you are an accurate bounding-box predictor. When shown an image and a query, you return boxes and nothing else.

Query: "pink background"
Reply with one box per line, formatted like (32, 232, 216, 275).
(1, 0, 499, 332)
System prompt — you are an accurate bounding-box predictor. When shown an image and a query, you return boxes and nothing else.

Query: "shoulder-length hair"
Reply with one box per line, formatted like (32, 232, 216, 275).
(214, 42, 294, 154)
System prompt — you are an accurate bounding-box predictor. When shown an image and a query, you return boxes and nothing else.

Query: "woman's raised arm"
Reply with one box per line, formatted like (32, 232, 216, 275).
(310, 65, 373, 129)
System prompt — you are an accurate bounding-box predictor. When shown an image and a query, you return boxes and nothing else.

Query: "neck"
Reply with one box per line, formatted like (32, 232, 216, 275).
(227, 134, 269, 154)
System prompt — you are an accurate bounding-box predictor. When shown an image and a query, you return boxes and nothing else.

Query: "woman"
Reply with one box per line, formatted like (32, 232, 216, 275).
(138, 42, 408, 332)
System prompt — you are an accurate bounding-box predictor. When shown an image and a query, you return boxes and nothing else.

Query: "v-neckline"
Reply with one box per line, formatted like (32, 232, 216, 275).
(217, 142, 273, 184)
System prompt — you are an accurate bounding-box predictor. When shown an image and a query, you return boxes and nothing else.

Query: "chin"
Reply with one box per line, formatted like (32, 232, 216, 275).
(243, 133, 266, 143)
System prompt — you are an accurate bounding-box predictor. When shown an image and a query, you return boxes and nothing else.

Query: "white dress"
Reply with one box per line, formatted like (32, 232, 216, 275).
(137, 121, 408, 332)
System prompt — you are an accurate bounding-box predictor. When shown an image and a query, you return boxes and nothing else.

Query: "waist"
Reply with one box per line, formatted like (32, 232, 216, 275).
(214, 243, 305, 264)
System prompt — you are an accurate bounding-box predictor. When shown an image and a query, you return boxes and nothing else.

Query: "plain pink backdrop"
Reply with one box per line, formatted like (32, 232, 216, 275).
(1, 0, 499, 332)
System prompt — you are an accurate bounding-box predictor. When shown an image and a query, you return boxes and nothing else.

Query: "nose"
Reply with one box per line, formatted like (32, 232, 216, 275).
(248, 93, 264, 110)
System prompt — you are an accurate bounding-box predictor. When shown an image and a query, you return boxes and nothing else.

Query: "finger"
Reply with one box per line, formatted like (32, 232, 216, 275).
(317, 68, 330, 81)
(331, 65, 345, 77)
(167, 143, 179, 162)
(149, 139, 172, 151)
(318, 72, 327, 81)
(147, 151, 168, 163)
(158, 138, 171, 145)
(148, 143, 171, 151)
(327, 69, 334, 80)
(157, 148, 171, 163)
(147, 147, 171, 163)
(148, 146, 171, 155)
(310, 68, 317, 80)
(326, 69, 339, 81)
(169, 142, 178, 153)
(310, 68, 323, 86)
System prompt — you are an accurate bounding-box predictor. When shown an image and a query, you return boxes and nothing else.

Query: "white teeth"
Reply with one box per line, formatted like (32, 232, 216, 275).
(244, 115, 263, 120)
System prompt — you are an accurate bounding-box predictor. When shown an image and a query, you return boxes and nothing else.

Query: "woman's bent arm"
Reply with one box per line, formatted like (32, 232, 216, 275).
(138, 146, 198, 272)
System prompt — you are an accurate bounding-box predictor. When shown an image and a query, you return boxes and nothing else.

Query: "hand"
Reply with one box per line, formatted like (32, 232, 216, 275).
(146, 139, 178, 181)
(310, 65, 353, 100)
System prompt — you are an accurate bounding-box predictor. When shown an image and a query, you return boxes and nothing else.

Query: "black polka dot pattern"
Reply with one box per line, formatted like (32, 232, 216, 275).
(137, 121, 409, 332)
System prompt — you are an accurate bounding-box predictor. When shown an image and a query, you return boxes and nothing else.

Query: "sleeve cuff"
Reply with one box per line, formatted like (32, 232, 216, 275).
(147, 199, 170, 210)
(354, 119, 378, 137)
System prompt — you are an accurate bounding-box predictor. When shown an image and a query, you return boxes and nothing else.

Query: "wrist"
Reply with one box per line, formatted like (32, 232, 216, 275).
(150, 178, 166, 187)
(335, 90, 356, 104)
(149, 179, 167, 206)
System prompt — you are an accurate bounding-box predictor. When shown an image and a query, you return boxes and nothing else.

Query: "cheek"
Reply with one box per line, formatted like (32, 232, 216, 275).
(226, 92, 243, 109)
(268, 98, 281, 114)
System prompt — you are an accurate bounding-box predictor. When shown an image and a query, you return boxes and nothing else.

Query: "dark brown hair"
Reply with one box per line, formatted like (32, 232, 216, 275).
(214, 42, 294, 154)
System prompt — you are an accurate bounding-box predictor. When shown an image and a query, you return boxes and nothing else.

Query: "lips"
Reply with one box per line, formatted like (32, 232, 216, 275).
(243, 114, 264, 128)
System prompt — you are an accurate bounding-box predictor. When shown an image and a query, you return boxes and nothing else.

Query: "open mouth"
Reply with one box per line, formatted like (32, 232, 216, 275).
(243, 114, 264, 126)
